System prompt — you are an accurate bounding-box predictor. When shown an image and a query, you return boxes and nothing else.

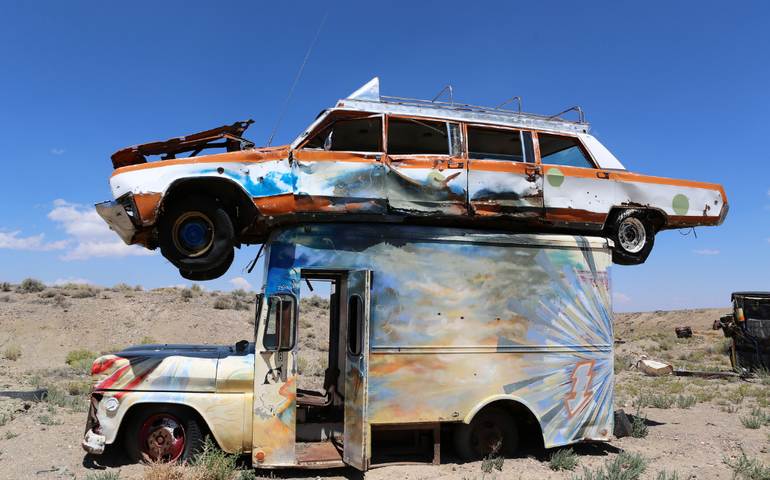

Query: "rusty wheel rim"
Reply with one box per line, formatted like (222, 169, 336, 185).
(138, 413, 186, 462)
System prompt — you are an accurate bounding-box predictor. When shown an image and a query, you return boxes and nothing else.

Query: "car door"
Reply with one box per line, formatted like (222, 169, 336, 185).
(538, 132, 616, 229)
(385, 116, 468, 215)
(343, 270, 371, 470)
(466, 125, 544, 219)
(292, 114, 386, 214)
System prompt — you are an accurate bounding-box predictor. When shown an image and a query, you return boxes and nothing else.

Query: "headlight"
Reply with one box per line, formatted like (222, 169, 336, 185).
(103, 397, 120, 413)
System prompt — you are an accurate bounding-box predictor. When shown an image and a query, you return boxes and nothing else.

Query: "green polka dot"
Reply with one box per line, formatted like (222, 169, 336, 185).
(546, 167, 564, 187)
(672, 194, 689, 215)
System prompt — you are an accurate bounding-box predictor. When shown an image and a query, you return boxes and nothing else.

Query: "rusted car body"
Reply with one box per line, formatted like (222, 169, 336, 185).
(96, 78, 727, 279)
(714, 292, 770, 371)
(83, 224, 615, 470)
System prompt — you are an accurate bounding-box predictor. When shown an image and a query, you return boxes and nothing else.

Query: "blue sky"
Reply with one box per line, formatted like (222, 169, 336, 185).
(0, 1, 768, 311)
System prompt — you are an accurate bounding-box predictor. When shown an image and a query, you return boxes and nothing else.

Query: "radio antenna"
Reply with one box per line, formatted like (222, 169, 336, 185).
(266, 11, 329, 146)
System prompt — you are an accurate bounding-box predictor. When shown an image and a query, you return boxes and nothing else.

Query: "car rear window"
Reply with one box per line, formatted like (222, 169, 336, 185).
(468, 126, 525, 162)
(539, 133, 594, 169)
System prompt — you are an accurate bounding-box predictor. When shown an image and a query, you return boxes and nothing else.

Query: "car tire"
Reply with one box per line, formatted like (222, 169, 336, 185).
(610, 209, 655, 265)
(124, 405, 204, 464)
(453, 407, 519, 462)
(159, 196, 235, 273)
(179, 249, 235, 281)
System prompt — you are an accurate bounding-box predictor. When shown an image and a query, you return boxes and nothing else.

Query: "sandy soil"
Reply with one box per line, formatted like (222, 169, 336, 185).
(0, 283, 768, 480)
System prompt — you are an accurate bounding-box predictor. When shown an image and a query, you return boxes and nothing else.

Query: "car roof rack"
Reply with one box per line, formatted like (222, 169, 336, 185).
(336, 77, 589, 134)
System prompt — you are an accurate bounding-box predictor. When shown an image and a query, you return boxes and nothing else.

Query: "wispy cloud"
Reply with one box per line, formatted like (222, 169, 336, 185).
(693, 248, 720, 256)
(0, 230, 68, 251)
(229, 276, 252, 291)
(613, 292, 631, 305)
(50, 148, 65, 155)
(48, 199, 154, 261)
(53, 277, 91, 286)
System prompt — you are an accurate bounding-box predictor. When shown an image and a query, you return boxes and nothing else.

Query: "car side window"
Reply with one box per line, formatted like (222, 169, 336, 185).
(305, 117, 382, 152)
(538, 133, 595, 168)
(468, 126, 525, 162)
(387, 118, 457, 155)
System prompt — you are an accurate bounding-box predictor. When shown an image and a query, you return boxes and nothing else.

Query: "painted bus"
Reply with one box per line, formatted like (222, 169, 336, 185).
(82, 223, 614, 470)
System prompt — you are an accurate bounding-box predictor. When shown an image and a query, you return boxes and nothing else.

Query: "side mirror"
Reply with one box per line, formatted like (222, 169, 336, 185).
(263, 294, 296, 352)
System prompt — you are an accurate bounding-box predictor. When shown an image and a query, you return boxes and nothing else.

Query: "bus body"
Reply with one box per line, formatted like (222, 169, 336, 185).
(83, 223, 614, 470)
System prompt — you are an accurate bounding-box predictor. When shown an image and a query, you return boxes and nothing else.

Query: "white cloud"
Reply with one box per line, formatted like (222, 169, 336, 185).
(0, 230, 67, 251)
(48, 199, 155, 261)
(50, 148, 65, 155)
(693, 249, 720, 256)
(53, 277, 91, 286)
(229, 277, 252, 291)
(613, 292, 631, 305)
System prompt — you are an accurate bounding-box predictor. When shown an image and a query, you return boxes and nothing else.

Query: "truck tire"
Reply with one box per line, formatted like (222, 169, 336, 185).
(124, 405, 204, 463)
(454, 407, 519, 461)
(610, 209, 655, 265)
(179, 249, 235, 281)
(159, 196, 235, 273)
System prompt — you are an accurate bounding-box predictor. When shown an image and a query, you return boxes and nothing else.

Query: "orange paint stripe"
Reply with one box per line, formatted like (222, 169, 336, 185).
(293, 150, 379, 163)
(253, 194, 295, 216)
(542, 165, 724, 192)
(468, 160, 530, 173)
(111, 146, 290, 177)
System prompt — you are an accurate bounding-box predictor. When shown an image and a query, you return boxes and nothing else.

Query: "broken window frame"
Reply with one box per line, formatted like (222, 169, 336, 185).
(385, 115, 463, 157)
(535, 132, 597, 169)
(262, 293, 297, 352)
(298, 112, 385, 154)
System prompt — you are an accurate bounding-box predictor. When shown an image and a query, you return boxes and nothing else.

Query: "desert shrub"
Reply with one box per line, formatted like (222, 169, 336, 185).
(39, 289, 57, 298)
(655, 471, 681, 480)
(0, 295, 12, 303)
(84, 471, 121, 480)
(66, 380, 92, 396)
(181, 288, 194, 301)
(237, 470, 258, 480)
(4, 432, 18, 440)
(66, 349, 97, 374)
(71, 286, 98, 298)
(189, 436, 238, 480)
(572, 451, 647, 480)
(740, 415, 762, 429)
(0, 412, 13, 427)
(113, 283, 133, 292)
(724, 451, 770, 480)
(36, 414, 62, 426)
(614, 353, 634, 374)
(231, 289, 249, 298)
(44, 385, 89, 412)
(0, 282, 11, 292)
(549, 447, 578, 471)
(213, 297, 233, 310)
(142, 460, 185, 480)
(480, 443, 504, 475)
(191, 284, 203, 294)
(635, 393, 675, 409)
(19, 278, 45, 293)
(3, 345, 21, 361)
(675, 395, 696, 409)
(631, 407, 648, 439)
(140, 336, 156, 345)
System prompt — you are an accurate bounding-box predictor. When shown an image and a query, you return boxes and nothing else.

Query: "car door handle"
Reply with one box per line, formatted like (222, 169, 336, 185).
(596, 171, 611, 179)
(447, 161, 465, 168)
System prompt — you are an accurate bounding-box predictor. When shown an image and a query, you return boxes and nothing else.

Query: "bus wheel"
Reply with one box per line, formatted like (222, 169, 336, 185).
(454, 407, 519, 461)
(124, 406, 204, 463)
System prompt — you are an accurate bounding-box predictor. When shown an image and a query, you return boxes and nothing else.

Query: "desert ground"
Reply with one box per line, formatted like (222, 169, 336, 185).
(0, 280, 768, 480)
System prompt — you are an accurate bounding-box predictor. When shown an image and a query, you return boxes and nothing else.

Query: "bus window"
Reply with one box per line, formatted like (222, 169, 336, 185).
(263, 294, 296, 351)
(347, 294, 363, 356)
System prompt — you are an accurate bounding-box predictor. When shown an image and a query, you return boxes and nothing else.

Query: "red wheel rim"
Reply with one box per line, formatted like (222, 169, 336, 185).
(138, 413, 186, 462)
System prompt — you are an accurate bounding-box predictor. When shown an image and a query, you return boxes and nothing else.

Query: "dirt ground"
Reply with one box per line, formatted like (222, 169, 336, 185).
(0, 282, 768, 480)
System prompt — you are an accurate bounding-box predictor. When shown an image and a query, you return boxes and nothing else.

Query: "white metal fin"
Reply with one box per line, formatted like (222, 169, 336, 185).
(346, 77, 380, 101)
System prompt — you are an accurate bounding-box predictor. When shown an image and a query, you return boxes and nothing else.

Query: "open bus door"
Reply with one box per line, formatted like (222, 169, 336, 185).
(343, 270, 371, 470)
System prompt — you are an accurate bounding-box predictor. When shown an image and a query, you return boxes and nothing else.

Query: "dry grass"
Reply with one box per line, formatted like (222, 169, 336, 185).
(3, 345, 21, 361)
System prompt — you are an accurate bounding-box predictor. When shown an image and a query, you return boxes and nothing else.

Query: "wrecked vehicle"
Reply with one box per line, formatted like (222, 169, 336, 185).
(714, 292, 770, 371)
(96, 78, 728, 280)
(82, 224, 615, 469)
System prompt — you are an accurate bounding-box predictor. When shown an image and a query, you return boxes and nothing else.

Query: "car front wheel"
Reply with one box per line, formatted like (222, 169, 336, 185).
(124, 406, 204, 463)
(610, 209, 655, 265)
(158, 196, 235, 273)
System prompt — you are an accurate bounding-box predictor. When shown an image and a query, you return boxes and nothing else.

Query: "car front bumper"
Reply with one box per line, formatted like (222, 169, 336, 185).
(95, 198, 137, 245)
(82, 428, 106, 455)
